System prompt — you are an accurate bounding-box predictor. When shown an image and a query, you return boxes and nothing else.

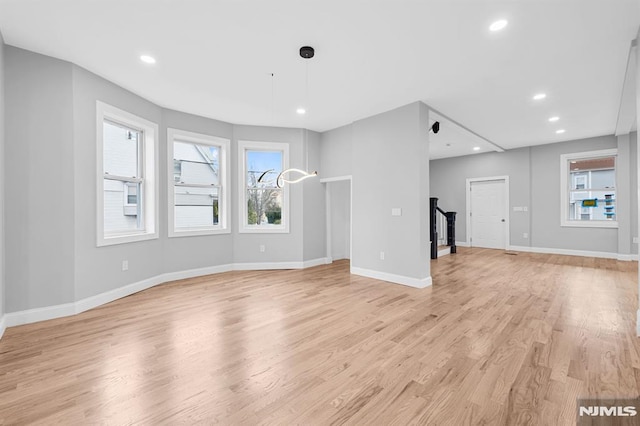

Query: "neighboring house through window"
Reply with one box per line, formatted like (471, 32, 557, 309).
(97, 102, 158, 246)
(560, 148, 617, 228)
(168, 128, 230, 236)
(238, 141, 290, 233)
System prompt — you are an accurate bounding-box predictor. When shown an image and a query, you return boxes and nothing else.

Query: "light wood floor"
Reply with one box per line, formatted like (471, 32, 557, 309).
(0, 248, 638, 425)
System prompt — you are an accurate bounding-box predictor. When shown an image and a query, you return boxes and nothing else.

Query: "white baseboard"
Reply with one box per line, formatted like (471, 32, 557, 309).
(0, 314, 6, 340)
(233, 257, 330, 271)
(437, 247, 451, 257)
(455, 241, 469, 247)
(508, 245, 638, 261)
(162, 264, 233, 283)
(350, 266, 432, 289)
(1, 257, 333, 333)
(618, 253, 639, 261)
(5, 302, 76, 327)
(637, 310, 640, 337)
(302, 257, 333, 268)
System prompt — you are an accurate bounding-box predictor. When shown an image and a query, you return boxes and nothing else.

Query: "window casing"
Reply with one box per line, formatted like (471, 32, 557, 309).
(97, 102, 158, 246)
(238, 141, 290, 233)
(560, 149, 618, 228)
(168, 129, 230, 237)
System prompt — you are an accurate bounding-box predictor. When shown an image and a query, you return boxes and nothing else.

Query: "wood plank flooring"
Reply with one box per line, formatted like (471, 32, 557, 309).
(0, 248, 638, 424)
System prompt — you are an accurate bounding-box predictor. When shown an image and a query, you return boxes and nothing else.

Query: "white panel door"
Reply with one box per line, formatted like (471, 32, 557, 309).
(470, 179, 507, 249)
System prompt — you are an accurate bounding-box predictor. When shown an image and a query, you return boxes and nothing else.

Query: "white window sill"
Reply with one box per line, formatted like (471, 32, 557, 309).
(98, 231, 158, 247)
(169, 228, 231, 238)
(238, 226, 289, 234)
(561, 220, 618, 229)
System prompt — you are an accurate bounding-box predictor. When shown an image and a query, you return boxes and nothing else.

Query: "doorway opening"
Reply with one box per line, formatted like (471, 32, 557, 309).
(323, 177, 352, 262)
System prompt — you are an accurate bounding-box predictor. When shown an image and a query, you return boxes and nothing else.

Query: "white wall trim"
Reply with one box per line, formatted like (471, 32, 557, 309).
(455, 241, 470, 247)
(559, 148, 618, 228)
(237, 140, 290, 234)
(319, 175, 352, 183)
(1, 258, 333, 332)
(508, 245, 638, 261)
(350, 266, 432, 289)
(96, 101, 160, 247)
(637, 309, 640, 337)
(167, 128, 231, 237)
(465, 175, 510, 248)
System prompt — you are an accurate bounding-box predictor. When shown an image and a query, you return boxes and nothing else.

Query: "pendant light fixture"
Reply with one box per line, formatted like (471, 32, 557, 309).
(274, 46, 318, 188)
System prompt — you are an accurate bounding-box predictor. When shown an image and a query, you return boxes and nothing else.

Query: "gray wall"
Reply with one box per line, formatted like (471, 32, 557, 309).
(3, 47, 326, 314)
(72, 65, 164, 300)
(430, 134, 631, 254)
(430, 147, 531, 247)
(351, 102, 430, 280)
(530, 135, 618, 252)
(231, 125, 306, 263)
(319, 124, 352, 179)
(5, 47, 76, 311)
(0, 32, 5, 320)
(162, 108, 235, 273)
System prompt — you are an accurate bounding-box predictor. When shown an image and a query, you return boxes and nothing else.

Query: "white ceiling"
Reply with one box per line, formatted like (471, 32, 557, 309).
(429, 111, 502, 159)
(0, 0, 638, 153)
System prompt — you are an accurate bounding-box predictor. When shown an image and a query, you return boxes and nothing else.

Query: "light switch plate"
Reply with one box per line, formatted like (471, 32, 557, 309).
(391, 208, 402, 216)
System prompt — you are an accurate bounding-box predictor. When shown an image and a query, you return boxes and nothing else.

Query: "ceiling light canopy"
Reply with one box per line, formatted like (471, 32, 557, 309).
(556, 129, 566, 134)
(489, 19, 508, 32)
(296, 108, 306, 115)
(533, 93, 546, 100)
(139, 55, 156, 64)
(548, 116, 560, 122)
(473, 146, 481, 151)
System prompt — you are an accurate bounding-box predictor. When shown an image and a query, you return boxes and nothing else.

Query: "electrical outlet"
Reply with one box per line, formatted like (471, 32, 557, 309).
(259, 244, 266, 253)
(523, 233, 529, 239)
(523, 206, 528, 212)
(122, 260, 128, 271)
(380, 251, 385, 260)
(634, 237, 639, 244)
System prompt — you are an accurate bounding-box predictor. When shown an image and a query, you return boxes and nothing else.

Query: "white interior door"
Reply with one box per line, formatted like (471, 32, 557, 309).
(470, 179, 507, 249)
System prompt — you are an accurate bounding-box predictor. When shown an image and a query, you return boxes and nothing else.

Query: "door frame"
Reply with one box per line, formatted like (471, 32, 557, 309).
(320, 175, 352, 262)
(465, 175, 510, 249)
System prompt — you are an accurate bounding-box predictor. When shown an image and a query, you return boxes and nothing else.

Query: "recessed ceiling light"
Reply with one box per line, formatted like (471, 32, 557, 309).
(556, 129, 566, 134)
(489, 20, 508, 32)
(533, 93, 546, 100)
(140, 55, 156, 64)
(548, 116, 559, 122)
(473, 147, 481, 151)
(296, 108, 306, 115)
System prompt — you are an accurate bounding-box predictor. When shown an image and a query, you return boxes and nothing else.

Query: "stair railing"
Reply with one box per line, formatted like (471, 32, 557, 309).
(430, 197, 457, 259)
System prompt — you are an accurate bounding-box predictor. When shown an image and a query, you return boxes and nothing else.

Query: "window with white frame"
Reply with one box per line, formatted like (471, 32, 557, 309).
(238, 141, 289, 233)
(560, 149, 617, 228)
(97, 102, 158, 246)
(168, 129, 230, 236)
